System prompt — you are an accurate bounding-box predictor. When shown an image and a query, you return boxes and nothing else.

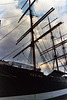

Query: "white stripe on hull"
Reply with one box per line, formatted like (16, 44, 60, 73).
(0, 88, 67, 100)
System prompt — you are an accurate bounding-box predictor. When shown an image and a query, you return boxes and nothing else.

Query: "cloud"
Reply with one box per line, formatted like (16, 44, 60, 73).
(34, 0, 66, 14)
(0, 0, 67, 72)
(40, 63, 53, 75)
(0, 0, 18, 12)
(0, 0, 31, 61)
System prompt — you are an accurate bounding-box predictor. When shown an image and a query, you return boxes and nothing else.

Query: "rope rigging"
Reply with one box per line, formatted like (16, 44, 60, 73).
(0, 20, 17, 29)
(0, 0, 67, 73)
(1, 39, 31, 60)
(0, 17, 27, 42)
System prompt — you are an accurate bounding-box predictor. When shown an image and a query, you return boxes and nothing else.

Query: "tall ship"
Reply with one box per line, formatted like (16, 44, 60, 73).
(0, 0, 67, 100)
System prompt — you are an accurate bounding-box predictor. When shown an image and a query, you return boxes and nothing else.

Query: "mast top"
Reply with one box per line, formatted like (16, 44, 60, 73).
(18, 0, 36, 23)
(16, 7, 55, 45)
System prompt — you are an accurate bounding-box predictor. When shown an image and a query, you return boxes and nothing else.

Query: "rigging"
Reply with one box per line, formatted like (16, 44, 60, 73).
(16, 8, 55, 44)
(13, 22, 63, 58)
(0, 17, 27, 41)
(0, 20, 17, 29)
(1, 39, 31, 60)
(18, 0, 36, 23)
(21, 0, 29, 9)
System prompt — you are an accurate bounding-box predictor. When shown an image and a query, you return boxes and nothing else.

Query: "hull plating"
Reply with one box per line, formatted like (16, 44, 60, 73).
(0, 64, 67, 98)
(0, 89, 67, 100)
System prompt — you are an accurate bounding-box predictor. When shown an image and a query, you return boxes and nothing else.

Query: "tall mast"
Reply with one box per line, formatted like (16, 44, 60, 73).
(48, 17, 59, 71)
(29, 0, 36, 70)
(59, 29, 67, 70)
(13, 6, 62, 69)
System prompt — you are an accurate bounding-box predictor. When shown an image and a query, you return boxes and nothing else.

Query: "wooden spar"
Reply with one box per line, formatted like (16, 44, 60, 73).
(18, 0, 36, 23)
(40, 53, 67, 66)
(21, 0, 28, 9)
(40, 39, 67, 55)
(42, 17, 58, 29)
(59, 29, 67, 67)
(34, 22, 63, 43)
(13, 22, 63, 58)
(48, 17, 59, 71)
(16, 7, 55, 44)
(13, 44, 31, 58)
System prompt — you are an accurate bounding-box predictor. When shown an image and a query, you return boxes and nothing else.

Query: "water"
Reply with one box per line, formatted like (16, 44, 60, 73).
(48, 95, 67, 100)
(0, 94, 67, 100)
(0, 95, 67, 100)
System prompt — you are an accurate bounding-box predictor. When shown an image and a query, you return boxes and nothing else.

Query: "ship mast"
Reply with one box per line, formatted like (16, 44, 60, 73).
(29, 0, 36, 70)
(13, 1, 63, 70)
(59, 28, 67, 70)
(48, 17, 59, 71)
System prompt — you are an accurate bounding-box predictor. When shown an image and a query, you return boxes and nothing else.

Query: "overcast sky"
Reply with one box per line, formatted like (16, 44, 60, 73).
(0, 0, 67, 70)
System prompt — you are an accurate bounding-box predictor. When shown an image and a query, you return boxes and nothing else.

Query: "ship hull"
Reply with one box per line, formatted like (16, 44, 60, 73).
(0, 89, 67, 100)
(0, 64, 67, 99)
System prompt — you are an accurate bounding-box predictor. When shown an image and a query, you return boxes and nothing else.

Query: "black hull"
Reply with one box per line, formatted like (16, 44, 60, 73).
(0, 64, 67, 97)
